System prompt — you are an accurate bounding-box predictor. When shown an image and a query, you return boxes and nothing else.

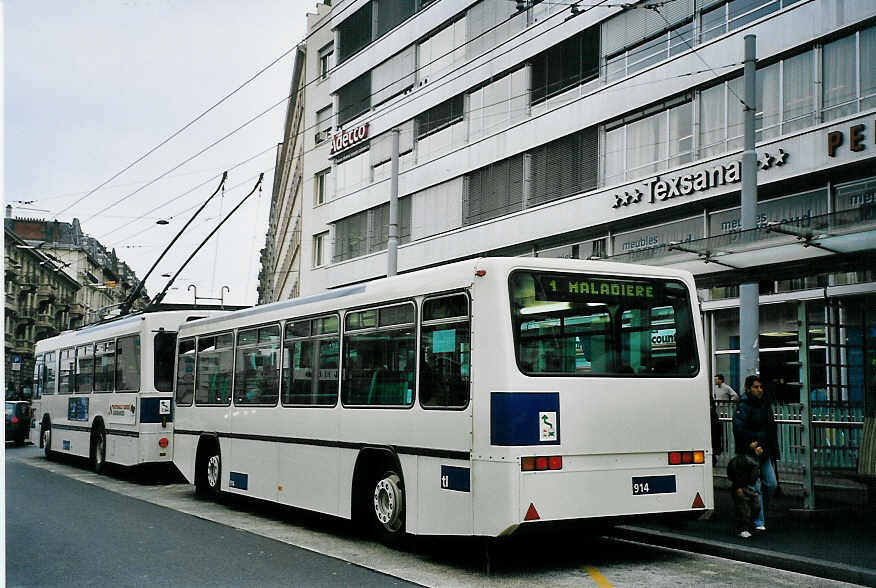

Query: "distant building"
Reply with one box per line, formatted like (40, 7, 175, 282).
(5, 212, 149, 325)
(4, 227, 79, 398)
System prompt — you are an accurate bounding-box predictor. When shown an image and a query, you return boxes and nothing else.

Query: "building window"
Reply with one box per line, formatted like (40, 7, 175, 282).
(416, 95, 464, 139)
(605, 21, 692, 82)
(528, 126, 598, 207)
(315, 106, 332, 144)
(337, 2, 373, 64)
(531, 27, 599, 103)
(319, 43, 333, 80)
(315, 168, 330, 205)
(700, 0, 800, 44)
(463, 154, 525, 225)
(376, 0, 415, 38)
(337, 72, 371, 127)
(603, 97, 693, 186)
(313, 232, 328, 267)
(332, 200, 412, 263)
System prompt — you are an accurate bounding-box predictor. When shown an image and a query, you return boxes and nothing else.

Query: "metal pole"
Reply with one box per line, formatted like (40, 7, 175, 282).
(387, 128, 400, 277)
(739, 35, 759, 381)
(798, 300, 815, 510)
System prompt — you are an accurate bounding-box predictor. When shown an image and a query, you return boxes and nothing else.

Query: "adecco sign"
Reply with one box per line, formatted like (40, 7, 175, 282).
(330, 123, 369, 155)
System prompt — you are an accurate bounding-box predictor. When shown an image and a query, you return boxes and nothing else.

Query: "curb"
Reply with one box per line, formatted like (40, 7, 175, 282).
(611, 525, 876, 586)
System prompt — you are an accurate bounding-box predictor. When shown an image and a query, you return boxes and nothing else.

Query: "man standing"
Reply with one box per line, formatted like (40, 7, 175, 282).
(713, 374, 738, 401)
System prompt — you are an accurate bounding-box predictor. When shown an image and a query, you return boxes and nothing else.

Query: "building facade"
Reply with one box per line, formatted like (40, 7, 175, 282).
(268, 0, 874, 411)
(4, 228, 80, 398)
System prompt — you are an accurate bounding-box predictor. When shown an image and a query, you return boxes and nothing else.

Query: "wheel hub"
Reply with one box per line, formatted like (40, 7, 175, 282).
(207, 455, 220, 488)
(373, 474, 403, 531)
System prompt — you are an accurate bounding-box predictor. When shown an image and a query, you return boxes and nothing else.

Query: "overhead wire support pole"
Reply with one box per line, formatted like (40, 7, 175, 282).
(118, 172, 228, 316)
(150, 174, 263, 306)
(387, 128, 400, 277)
(739, 34, 759, 381)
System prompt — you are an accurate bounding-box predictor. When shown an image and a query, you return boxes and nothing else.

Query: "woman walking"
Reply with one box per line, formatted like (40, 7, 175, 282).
(732, 375, 780, 531)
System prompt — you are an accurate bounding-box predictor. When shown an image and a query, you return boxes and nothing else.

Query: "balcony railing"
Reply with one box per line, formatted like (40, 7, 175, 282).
(68, 303, 86, 316)
(37, 283, 57, 300)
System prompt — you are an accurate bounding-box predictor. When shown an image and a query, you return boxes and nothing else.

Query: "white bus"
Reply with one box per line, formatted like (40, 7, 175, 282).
(173, 258, 713, 542)
(31, 309, 225, 472)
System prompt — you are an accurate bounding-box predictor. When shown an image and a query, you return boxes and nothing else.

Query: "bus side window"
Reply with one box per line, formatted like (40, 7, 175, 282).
(420, 294, 470, 409)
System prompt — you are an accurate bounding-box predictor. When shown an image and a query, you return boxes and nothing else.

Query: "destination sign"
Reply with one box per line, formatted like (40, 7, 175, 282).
(536, 275, 656, 302)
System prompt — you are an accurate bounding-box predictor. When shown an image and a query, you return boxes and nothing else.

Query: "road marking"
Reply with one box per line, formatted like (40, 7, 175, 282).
(582, 565, 614, 587)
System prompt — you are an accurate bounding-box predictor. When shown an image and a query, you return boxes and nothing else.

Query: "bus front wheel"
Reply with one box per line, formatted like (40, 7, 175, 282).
(196, 444, 222, 497)
(372, 470, 406, 545)
(91, 427, 107, 474)
(42, 422, 53, 459)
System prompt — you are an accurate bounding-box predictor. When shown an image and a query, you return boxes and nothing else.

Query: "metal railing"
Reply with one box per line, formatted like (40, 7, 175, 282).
(715, 400, 865, 472)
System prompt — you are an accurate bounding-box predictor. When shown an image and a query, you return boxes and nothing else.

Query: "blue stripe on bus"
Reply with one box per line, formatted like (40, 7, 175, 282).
(490, 392, 560, 446)
(139, 398, 174, 423)
(229, 472, 249, 490)
(440, 465, 470, 492)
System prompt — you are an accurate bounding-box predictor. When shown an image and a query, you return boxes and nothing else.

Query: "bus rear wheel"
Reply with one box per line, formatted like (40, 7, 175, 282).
(91, 428, 107, 474)
(372, 470, 406, 546)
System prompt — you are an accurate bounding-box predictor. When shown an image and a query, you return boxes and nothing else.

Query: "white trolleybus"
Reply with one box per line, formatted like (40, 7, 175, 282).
(172, 258, 713, 542)
(31, 309, 225, 472)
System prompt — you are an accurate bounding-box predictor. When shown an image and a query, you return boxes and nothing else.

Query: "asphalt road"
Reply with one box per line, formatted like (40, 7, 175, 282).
(4, 444, 861, 587)
(4, 444, 414, 588)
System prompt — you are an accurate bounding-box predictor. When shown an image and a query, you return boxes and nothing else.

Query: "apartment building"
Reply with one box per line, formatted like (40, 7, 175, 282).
(269, 0, 875, 406)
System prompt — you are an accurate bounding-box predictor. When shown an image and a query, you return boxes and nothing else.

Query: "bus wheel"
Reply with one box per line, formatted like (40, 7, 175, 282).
(197, 445, 221, 497)
(372, 470, 405, 545)
(91, 428, 107, 474)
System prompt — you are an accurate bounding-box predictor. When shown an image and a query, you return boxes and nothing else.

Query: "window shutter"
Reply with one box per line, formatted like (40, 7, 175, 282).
(372, 46, 416, 106)
(602, 0, 692, 56)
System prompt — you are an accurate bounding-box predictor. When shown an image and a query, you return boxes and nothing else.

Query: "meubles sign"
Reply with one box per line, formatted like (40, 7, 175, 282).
(611, 148, 787, 209)
(331, 123, 369, 155)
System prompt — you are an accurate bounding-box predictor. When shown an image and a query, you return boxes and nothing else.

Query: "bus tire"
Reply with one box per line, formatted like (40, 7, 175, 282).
(196, 442, 221, 497)
(41, 419, 53, 459)
(371, 469, 406, 547)
(91, 425, 107, 475)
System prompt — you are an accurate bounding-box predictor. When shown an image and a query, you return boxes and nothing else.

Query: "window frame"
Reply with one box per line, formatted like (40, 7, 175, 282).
(281, 313, 341, 407)
(341, 300, 418, 408)
(315, 168, 330, 205)
(419, 291, 471, 410)
(195, 331, 235, 407)
(233, 323, 282, 407)
(175, 337, 197, 406)
(75, 343, 95, 394)
(92, 339, 116, 393)
(114, 334, 141, 393)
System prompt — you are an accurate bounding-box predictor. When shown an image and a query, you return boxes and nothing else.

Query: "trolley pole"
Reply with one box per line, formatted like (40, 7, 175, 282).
(739, 35, 760, 381)
(387, 128, 400, 277)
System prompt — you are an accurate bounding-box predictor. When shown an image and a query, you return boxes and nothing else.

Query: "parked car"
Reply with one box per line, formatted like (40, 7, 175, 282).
(5, 401, 31, 445)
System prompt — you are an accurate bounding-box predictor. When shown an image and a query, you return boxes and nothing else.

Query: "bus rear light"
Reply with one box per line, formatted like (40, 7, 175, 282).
(10, 416, 18, 424)
(158, 437, 169, 448)
(524, 503, 540, 521)
(669, 451, 705, 465)
(521, 456, 563, 471)
(475, 269, 487, 277)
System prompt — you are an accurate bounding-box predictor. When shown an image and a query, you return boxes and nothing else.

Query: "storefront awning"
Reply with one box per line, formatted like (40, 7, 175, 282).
(607, 208, 876, 275)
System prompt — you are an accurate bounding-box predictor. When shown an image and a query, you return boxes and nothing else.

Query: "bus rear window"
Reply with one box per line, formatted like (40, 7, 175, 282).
(155, 332, 178, 392)
(509, 271, 698, 377)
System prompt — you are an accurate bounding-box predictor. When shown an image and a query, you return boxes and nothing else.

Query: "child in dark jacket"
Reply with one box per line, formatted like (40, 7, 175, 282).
(726, 441, 762, 538)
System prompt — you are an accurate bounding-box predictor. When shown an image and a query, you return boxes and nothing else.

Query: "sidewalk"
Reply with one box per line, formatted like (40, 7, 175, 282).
(614, 480, 876, 586)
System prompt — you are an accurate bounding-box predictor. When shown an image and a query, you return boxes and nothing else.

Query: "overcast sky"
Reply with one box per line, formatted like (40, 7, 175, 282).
(4, 0, 310, 306)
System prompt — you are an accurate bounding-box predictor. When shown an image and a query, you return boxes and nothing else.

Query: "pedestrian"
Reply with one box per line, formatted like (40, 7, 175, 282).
(732, 375, 779, 532)
(713, 374, 738, 401)
(726, 441, 762, 538)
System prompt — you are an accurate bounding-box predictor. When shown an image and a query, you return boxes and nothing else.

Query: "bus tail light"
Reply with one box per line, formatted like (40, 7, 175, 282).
(158, 437, 169, 448)
(669, 451, 705, 465)
(10, 416, 18, 424)
(521, 456, 563, 471)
